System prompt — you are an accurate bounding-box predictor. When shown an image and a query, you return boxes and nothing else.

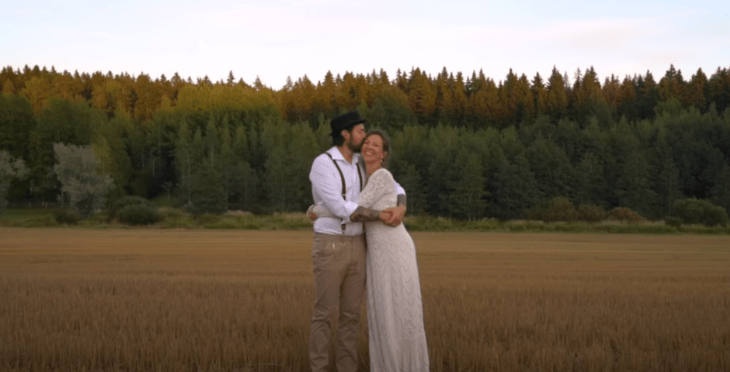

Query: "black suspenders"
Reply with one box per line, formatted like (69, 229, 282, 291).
(324, 152, 363, 231)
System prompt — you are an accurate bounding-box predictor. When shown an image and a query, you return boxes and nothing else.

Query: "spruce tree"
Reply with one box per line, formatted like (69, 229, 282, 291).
(449, 151, 488, 220)
(491, 155, 538, 220)
(575, 151, 607, 208)
(711, 164, 730, 214)
(616, 150, 655, 218)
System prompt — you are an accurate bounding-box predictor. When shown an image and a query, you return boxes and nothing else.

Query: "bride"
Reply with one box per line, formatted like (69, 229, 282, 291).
(309, 130, 429, 371)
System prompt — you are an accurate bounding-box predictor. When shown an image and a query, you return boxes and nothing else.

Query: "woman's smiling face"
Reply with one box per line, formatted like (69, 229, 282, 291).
(361, 133, 385, 165)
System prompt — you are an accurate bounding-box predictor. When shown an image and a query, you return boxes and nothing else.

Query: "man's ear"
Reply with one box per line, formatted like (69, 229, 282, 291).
(341, 129, 350, 141)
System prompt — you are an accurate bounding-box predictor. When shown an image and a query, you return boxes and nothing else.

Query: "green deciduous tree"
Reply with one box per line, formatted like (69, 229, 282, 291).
(29, 98, 103, 200)
(53, 143, 114, 218)
(673, 198, 729, 227)
(0, 151, 28, 216)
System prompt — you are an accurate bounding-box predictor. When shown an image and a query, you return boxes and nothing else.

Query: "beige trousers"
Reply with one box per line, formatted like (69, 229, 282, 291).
(309, 232, 367, 372)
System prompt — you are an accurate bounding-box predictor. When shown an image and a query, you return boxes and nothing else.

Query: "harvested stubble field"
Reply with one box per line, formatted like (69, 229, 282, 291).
(0, 228, 728, 372)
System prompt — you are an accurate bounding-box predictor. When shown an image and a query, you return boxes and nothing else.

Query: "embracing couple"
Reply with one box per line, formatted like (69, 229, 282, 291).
(307, 111, 429, 372)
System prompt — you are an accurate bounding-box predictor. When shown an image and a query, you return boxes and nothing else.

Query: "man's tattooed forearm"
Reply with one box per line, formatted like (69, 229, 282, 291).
(350, 207, 381, 222)
(397, 194, 407, 207)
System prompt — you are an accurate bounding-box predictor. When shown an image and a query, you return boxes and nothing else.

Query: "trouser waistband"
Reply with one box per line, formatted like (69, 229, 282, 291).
(314, 232, 364, 241)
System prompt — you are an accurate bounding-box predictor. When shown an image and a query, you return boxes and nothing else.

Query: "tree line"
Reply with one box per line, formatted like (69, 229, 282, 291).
(1, 64, 729, 220)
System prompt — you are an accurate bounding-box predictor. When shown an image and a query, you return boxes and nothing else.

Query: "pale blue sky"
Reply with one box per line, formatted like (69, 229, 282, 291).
(2, 0, 728, 89)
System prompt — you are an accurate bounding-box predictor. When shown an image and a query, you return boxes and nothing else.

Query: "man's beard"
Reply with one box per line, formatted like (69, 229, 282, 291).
(347, 137, 361, 153)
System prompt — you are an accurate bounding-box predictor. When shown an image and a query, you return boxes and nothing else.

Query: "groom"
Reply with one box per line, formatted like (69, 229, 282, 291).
(308, 111, 406, 372)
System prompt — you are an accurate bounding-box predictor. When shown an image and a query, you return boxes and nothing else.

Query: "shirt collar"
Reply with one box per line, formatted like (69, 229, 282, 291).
(327, 146, 361, 163)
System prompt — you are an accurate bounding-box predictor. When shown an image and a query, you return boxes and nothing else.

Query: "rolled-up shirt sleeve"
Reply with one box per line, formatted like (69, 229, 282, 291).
(394, 181, 406, 197)
(310, 155, 359, 220)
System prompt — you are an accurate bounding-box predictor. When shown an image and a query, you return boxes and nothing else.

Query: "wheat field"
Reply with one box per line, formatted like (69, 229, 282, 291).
(0, 228, 728, 372)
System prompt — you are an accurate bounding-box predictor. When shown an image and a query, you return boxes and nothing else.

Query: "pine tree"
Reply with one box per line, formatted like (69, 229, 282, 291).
(407, 68, 437, 125)
(602, 75, 622, 112)
(658, 64, 686, 103)
(636, 71, 659, 120)
(21, 75, 53, 114)
(617, 76, 638, 120)
(133, 73, 161, 121)
(685, 68, 709, 112)
(499, 69, 521, 126)
(466, 78, 501, 129)
(517, 73, 535, 121)
(707, 67, 730, 114)
(449, 72, 468, 126)
(2, 79, 15, 95)
(532, 73, 548, 116)
(435, 70, 453, 125)
(546, 67, 568, 120)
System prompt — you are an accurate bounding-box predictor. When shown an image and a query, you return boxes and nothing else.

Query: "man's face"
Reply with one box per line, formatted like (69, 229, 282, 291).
(346, 124, 366, 152)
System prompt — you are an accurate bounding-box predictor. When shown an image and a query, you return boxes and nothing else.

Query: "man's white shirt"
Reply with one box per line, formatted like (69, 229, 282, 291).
(310, 146, 405, 236)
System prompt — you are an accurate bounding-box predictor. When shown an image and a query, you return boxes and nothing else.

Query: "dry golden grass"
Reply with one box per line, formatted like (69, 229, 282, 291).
(1, 228, 728, 371)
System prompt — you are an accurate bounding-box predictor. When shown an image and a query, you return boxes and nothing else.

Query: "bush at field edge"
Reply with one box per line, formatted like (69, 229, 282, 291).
(117, 204, 162, 226)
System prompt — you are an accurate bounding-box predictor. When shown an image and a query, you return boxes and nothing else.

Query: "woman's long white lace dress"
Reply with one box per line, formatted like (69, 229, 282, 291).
(313, 168, 429, 372)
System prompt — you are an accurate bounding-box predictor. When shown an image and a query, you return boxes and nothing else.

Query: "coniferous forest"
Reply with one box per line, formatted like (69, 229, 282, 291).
(1, 64, 729, 221)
